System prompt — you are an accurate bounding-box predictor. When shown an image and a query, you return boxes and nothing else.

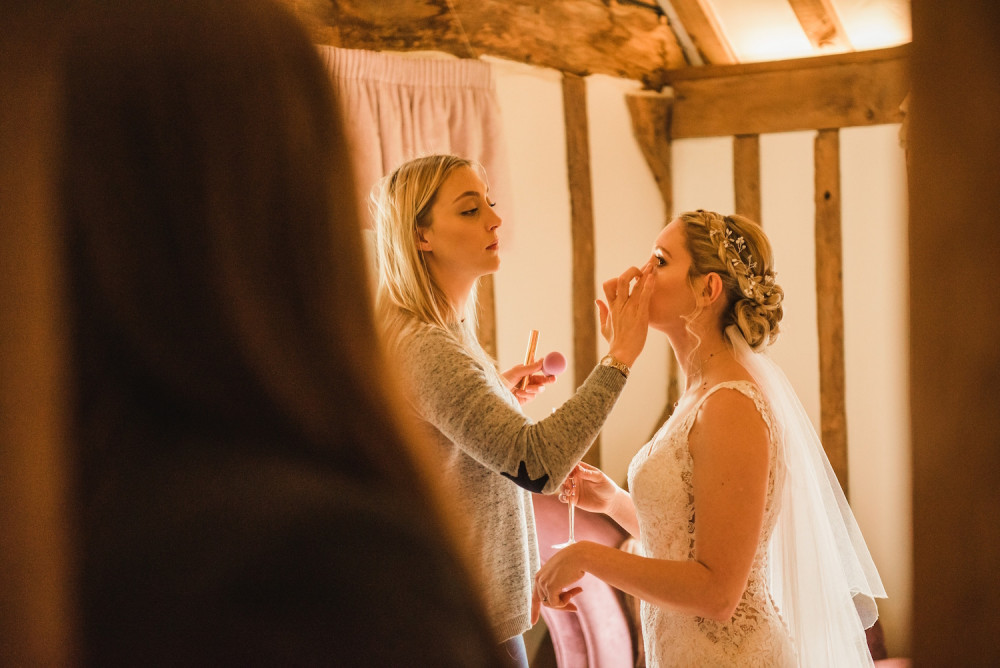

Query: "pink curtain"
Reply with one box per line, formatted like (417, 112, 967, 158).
(318, 46, 512, 228)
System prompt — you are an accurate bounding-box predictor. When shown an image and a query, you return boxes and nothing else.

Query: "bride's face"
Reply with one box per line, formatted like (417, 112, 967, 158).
(647, 218, 700, 333)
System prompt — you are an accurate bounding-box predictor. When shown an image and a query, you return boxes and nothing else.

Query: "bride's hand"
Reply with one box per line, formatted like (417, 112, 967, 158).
(531, 542, 589, 624)
(559, 462, 620, 515)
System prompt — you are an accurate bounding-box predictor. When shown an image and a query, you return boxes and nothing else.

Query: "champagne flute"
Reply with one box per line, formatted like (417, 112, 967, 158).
(552, 476, 577, 548)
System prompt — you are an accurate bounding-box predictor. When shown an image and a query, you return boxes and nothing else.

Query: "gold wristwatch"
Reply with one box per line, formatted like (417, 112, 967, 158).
(599, 353, 630, 379)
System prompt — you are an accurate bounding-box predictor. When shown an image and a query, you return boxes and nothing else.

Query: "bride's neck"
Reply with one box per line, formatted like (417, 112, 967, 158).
(669, 327, 729, 391)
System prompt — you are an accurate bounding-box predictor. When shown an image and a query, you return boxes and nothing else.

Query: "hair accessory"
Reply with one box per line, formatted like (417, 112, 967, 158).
(709, 224, 777, 303)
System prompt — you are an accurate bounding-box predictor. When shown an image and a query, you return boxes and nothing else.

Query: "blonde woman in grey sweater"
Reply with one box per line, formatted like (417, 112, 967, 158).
(372, 154, 652, 666)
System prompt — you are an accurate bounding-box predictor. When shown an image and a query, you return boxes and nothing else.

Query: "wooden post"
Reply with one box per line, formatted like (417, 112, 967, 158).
(910, 1, 1000, 663)
(0, 9, 75, 662)
(813, 128, 849, 494)
(733, 134, 762, 224)
(563, 73, 600, 466)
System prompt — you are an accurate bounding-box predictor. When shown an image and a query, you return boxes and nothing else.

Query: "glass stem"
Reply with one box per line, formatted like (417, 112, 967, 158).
(567, 502, 575, 542)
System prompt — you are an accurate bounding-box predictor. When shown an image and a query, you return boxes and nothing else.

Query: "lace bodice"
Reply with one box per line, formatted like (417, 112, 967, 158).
(626, 381, 797, 667)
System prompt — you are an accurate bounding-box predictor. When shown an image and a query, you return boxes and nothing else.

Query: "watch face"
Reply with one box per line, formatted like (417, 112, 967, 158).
(600, 355, 628, 377)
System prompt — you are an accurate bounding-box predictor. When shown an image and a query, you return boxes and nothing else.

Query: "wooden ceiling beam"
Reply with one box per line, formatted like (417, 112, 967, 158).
(667, 0, 737, 64)
(668, 44, 909, 138)
(787, 0, 853, 51)
(280, 0, 685, 83)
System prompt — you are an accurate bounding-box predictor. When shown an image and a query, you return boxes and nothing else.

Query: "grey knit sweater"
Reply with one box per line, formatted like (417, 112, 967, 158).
(397, 321, 627, 642)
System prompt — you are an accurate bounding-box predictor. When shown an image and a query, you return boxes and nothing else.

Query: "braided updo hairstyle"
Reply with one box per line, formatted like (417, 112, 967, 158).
(679, 210, 784, 350)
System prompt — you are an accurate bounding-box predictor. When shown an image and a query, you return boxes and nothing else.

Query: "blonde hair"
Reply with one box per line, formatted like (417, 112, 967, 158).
(679, 210, 784, 350)
(372, 154, 487, 356)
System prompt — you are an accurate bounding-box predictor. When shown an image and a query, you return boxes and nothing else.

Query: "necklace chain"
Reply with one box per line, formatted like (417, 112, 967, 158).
(674, 350, 729, 408)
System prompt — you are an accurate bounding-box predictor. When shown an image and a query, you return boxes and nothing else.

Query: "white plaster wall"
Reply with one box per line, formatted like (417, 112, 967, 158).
(759, 130, 822, 429)
(489, 58, 910, 657)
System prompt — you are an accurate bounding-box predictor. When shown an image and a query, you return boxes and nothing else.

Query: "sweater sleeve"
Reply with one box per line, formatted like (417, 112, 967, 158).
(401, 324, 626, 495)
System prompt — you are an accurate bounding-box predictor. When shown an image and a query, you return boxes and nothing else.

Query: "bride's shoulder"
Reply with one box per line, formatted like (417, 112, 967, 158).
(689, 382, 772, 446)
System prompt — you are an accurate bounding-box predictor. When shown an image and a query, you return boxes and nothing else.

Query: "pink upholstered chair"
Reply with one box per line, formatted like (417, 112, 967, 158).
(533, 492, 636, 668)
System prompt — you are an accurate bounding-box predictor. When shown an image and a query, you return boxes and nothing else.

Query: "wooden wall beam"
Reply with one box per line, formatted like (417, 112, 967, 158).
(733, 134, 761, 224)
(669, 44, 909, 138)
(563, 74, 600, 466)
(814, 128, 849, 493)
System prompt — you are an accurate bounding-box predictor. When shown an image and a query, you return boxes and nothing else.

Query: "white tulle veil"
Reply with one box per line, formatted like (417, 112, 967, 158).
(726, 325, 886, 667)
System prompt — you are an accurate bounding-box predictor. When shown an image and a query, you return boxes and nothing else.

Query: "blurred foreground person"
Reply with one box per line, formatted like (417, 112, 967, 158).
(60, 1, 504, 664)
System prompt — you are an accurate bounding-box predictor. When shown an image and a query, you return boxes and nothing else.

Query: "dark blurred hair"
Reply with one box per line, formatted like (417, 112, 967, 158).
(62, 0, 418, 494)
(60, 2, 500, 663)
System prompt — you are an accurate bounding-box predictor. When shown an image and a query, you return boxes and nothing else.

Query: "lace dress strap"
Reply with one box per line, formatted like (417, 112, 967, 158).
(682, 380, 775, 439)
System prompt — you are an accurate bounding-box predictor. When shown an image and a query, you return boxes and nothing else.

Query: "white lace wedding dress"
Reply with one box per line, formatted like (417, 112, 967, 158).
(627, 380, 798, 667)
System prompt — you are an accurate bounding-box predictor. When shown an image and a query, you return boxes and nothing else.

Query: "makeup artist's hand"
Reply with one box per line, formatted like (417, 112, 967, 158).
(501, 359, 555, 405)
(597, 261, 654, 366)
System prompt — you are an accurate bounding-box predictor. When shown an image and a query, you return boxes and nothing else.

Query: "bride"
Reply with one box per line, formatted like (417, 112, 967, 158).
(532, 209, 885, 666)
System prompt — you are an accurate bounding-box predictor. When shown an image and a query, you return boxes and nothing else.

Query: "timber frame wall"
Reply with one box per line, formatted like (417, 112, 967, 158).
(574, 44, 909, 482)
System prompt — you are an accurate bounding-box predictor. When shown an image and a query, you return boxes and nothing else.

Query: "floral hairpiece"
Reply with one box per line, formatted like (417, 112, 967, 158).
(709, 225, 777, 302)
